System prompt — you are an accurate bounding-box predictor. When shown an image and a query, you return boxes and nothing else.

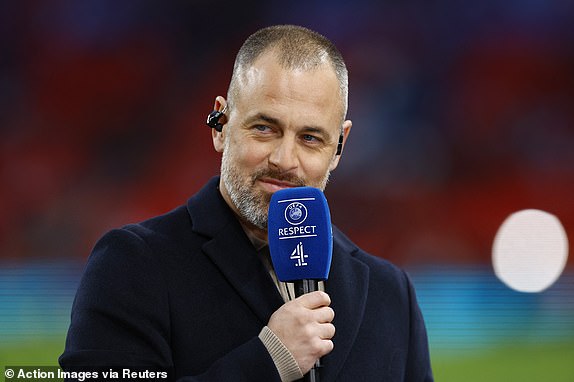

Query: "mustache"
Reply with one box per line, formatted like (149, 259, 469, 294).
(252, 169, 306, 187)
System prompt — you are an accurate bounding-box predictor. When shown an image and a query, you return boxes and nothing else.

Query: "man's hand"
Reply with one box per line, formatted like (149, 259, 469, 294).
(267, 291, 335, 374)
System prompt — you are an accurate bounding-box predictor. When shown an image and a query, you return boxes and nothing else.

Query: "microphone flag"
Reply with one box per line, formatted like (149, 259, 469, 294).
(268, 187, 333, 282)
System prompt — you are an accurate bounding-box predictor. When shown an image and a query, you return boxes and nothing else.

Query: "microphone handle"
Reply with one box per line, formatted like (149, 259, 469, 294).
(294, 279, 319, 296)
(294, 280, 322, 382)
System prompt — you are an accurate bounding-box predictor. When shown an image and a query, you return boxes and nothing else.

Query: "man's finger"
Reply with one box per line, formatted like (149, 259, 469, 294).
(315, 306, 335, 323)
(297, 291, 331, 309)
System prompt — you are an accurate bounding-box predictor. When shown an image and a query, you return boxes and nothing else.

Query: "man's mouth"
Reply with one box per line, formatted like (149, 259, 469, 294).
(257, 177, 301, 193)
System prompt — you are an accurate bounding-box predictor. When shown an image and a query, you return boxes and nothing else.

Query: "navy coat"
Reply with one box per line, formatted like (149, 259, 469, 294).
(60, 177, 433, 381)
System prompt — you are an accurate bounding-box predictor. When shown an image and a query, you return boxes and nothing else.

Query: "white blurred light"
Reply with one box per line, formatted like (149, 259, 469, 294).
(492, 209, 569, 293)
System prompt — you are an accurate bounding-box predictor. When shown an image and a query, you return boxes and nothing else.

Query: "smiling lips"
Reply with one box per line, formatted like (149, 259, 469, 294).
(257, 177, 301, 193)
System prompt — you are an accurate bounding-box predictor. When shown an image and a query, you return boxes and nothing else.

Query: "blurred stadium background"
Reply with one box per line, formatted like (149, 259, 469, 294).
(1, 1, 573, 380)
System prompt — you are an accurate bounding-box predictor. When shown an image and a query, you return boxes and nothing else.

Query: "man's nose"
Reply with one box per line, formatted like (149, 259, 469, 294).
(268, 138, 298, 172)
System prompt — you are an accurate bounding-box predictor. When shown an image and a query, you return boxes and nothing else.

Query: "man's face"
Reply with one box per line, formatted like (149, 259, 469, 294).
(214, 51, 351, 229)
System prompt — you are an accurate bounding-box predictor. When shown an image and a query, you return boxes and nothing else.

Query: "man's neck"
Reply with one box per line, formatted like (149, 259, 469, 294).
(238, 219, 268, 251)
(218, 179, 268, 250)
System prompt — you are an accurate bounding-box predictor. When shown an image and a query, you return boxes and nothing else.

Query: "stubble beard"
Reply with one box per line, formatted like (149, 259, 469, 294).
(220, 142, 331, 230)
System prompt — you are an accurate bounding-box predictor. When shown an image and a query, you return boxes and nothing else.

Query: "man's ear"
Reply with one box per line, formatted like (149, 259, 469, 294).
(329, 119, 352, 171)
(211, 96, 228, 153)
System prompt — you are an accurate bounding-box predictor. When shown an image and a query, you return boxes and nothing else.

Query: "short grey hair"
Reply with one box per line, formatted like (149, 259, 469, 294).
(227, 25, 349, 121)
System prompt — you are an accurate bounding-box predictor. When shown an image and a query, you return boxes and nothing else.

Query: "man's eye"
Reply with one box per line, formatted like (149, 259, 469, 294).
(302, 134, 320, 142)
(254, 125, 270, 132)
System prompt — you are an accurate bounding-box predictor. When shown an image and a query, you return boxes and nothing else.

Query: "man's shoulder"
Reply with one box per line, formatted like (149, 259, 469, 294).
(124, 204, 191, 240)
(116, 176, 223, 244)
(91, 177, 228, 261)
(333, 225, 406, 282)
(87, 203, 193, 265)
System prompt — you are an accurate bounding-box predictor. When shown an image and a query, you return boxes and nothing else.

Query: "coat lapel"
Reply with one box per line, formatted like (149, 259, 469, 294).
(201, 225, 285, 324)
(321, 228, 370, 381)
(187, 177, 284, 325)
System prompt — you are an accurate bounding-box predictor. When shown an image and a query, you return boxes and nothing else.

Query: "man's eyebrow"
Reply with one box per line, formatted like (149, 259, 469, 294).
(300, 126, 332, 141)
(244, 113, 282, 126)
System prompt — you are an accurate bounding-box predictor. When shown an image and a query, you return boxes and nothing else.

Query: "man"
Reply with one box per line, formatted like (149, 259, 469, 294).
(60, 25, 433, 381)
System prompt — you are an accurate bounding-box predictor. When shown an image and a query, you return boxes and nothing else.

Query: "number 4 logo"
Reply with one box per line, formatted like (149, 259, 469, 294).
(290, 242, 309, 267)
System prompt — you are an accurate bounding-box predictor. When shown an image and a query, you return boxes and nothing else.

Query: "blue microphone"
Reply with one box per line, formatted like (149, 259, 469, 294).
(268, 186, 333, 382)
(268, 187, 333, 284)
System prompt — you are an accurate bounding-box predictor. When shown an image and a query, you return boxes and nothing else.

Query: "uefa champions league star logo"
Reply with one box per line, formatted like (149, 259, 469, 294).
(285, 202, 308, 225)
(290, 207, 303, 220)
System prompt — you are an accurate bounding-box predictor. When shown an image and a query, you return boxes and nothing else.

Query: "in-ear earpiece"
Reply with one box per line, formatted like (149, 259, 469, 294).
(336, 134, 344, 155)
(206, 104, 228, 132)
(206, 110, 225, 132)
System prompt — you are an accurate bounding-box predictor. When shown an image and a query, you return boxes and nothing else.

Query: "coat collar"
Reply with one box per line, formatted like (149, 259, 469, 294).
(187, 177, 370, 380)
(187, 177, 285, 324)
